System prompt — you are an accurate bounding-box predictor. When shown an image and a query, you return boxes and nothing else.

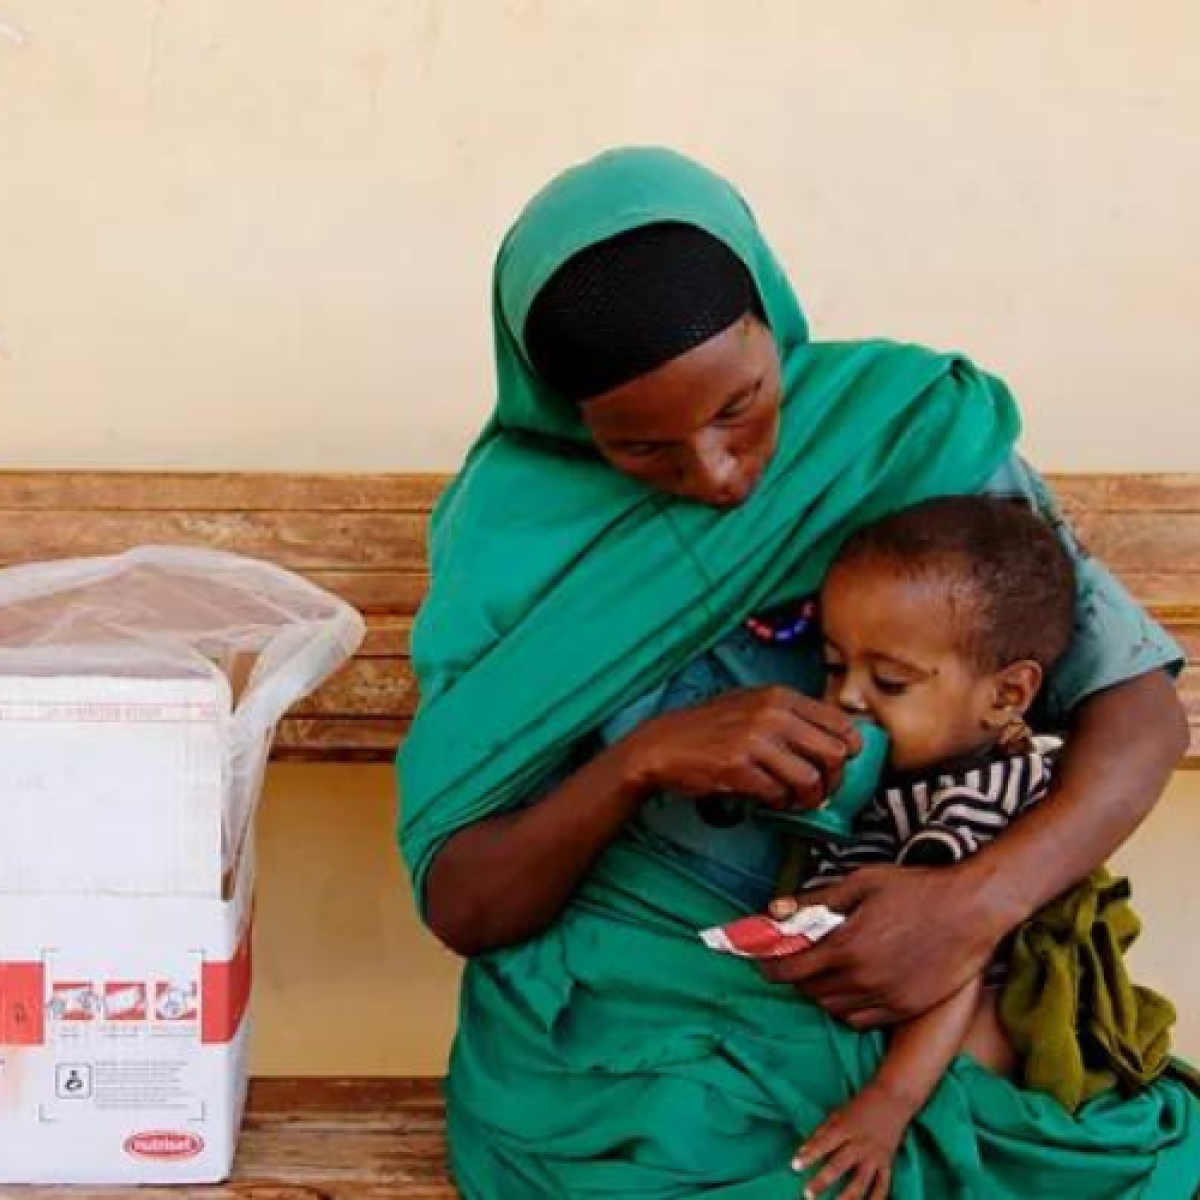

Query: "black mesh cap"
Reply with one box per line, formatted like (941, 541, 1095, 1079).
(524, 222, 757, 402)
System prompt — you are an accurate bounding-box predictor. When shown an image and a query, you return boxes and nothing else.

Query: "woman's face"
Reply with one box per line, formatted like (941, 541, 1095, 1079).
(578, 315, 782, 509)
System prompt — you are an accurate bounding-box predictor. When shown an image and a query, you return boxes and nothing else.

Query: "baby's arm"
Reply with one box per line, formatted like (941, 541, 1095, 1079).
(796, 977, 982, 1200)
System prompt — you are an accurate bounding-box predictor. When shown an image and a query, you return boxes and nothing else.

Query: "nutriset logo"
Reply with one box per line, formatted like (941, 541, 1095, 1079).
(123, 1130, 204, 1161)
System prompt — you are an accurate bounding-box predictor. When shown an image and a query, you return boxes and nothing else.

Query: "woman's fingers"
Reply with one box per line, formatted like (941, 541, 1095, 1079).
(745, 693, 856, 803)
(641, 685, 866, 807)
(750, 735, 827, 807)
(772, 721, 850, 800)
(776, 689, 863, 754)
(723, 762, 790, 808)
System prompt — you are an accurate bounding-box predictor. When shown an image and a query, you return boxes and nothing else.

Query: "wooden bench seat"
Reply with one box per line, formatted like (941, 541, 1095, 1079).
(0, 468, 1197, 1197)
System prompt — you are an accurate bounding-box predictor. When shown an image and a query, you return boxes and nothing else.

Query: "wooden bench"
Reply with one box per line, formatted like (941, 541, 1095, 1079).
(1, 469, 1198, 1197)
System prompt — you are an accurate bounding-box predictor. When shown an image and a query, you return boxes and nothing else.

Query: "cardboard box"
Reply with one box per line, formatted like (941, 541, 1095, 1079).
(0, 674, 253, 1184)
(0, 847, 253, 1183)
(0, 674, 227, 897)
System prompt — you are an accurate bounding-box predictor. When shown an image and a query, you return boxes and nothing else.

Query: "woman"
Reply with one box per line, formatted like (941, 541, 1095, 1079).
(398, 148, 1199, 1198)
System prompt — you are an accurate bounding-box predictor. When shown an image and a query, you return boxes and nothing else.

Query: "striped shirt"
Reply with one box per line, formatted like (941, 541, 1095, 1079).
(808, 735, 1062, 886)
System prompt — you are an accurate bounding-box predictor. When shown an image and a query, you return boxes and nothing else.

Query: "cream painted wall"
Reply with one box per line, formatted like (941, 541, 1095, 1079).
(0, 1, 1198, 470)
(252, 764, 1200, 1076)
(253, 764, 1200, 1077)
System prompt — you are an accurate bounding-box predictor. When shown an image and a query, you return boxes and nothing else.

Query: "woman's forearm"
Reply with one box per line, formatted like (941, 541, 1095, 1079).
(424, 740, 650, 956)
(963, 669, 1187, 935)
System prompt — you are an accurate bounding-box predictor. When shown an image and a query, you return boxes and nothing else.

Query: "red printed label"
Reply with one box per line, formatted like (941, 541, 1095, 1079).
(700, 905, 845, 960)
(0, 963, 45, 1046)
(104, 982, 148, 1021)
(201, 921, 252, 1045)
(124, 1131, 205, 1161)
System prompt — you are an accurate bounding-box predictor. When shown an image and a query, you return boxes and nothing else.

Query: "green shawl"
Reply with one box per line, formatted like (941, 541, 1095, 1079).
(397, 149, 1200, 1197)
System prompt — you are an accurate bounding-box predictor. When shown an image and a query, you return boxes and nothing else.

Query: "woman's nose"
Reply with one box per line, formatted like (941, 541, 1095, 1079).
(680, 431, 739, 499)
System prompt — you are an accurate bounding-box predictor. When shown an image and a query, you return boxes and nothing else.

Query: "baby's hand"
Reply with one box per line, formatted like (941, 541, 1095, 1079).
(794, 1081, 913, 1199)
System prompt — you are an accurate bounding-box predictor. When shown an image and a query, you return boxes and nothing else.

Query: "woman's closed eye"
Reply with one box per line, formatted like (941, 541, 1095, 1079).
(714, 382, 761, 425)
(873, 675, 911, 696)
(616, 441, 665, 459)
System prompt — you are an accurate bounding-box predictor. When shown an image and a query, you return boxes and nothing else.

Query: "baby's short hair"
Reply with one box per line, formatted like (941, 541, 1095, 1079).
(830, 494, 1077, 674)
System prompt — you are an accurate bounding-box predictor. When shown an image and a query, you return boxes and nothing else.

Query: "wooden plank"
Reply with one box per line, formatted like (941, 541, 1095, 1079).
(1049, 474, 1200, 513)
(0, 512, 428, 572)
(0, 471, 1196, 517)
(293, 660, 417, 718)
(2, 468, 1190, 516)
(1061, 514, 1200, 579)
(3, 1078, 455, 1199)
(1, 470, 1195, 516)
(13, 1186, 452, 1199)
(241, 1077, 445, 1114)
(0, 472, 450, 513)
(305, 571, 428, 616)
(1106, 574, 1200, 621)
(10, 1184, 453, 1199)
(360, 616, 413, 658)
(272, 717, 408, 760)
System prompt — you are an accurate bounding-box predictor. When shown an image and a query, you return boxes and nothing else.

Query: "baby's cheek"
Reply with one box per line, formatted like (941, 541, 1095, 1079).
(879, 709, 946, 773)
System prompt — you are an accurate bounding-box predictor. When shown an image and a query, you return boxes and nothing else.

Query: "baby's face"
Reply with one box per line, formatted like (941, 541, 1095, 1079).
(819, 559, 1003, 774)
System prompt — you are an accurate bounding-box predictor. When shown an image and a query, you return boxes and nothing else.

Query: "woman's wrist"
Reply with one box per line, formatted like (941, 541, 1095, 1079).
(954, 848, 1035, 944)
(601, 731, 663, 811)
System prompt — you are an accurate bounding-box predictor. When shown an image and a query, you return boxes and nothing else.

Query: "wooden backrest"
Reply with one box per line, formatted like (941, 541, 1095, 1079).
(0, 471, 1196, 763)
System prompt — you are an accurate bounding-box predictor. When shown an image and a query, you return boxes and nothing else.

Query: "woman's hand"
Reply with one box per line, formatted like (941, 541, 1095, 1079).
(624, 686, 862, 811)
(762, 864, 1002, 1027)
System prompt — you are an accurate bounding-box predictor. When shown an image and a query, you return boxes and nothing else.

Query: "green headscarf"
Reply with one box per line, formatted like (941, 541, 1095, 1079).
(396, 149, 1200, 1199)
(399, 148, 1019, 900)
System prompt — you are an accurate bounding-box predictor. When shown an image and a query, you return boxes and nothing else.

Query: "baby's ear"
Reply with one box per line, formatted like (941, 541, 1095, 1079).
(991, 660, 1044, 720)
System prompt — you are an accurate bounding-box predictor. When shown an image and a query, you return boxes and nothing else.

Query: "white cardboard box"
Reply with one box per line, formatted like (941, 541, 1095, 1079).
(0, 844, 253, 1183)
(0, 673, 253, 1184)
(0, 674, 227, 897)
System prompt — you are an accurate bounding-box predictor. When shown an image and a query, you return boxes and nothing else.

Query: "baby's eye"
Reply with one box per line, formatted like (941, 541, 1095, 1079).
(873, 676, 910, 696)
(822, 661, 847, 677)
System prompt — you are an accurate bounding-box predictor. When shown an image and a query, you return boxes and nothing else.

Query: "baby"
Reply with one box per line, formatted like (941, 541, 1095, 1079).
(787, 494, 1077, 1200)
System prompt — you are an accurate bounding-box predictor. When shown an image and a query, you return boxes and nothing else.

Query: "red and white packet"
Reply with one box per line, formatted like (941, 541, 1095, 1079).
(700, 905, 845, 960)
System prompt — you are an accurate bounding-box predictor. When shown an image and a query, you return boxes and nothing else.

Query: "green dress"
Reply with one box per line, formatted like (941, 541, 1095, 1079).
(397, 148, 1199, 1198)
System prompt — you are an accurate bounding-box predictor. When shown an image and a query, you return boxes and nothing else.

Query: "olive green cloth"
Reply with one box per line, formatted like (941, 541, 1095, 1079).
(1001, 869, 1179, 1112)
